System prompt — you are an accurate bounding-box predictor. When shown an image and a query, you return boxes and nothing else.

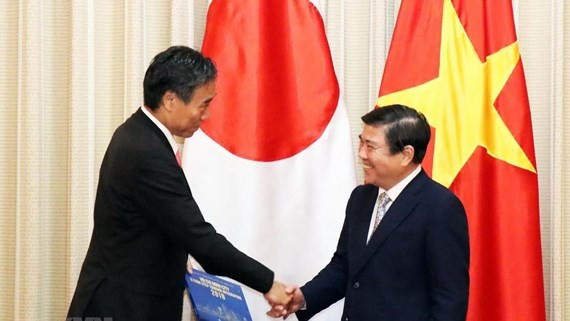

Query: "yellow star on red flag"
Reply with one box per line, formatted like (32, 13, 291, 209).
(377, 0, 535, 188)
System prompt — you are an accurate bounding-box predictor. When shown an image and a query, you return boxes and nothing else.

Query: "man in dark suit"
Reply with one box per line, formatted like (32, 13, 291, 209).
(274, 105, 469, 321)
(67, 46, 290, 321)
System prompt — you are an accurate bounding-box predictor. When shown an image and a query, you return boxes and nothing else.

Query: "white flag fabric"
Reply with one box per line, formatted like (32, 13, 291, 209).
(182, 0, 356, 320)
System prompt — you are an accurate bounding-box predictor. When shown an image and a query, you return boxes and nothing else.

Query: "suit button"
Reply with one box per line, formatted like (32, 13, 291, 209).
(344, 317, 349, 321)
(353, 282, 360, 289)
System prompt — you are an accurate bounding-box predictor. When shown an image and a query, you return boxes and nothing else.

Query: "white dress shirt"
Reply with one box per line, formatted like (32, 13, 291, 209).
(366, 165, 422, 243)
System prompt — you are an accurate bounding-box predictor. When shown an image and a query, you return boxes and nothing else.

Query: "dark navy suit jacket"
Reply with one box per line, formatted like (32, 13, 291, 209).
(297, 170, 469, 321)
(67, 108, 273, 321)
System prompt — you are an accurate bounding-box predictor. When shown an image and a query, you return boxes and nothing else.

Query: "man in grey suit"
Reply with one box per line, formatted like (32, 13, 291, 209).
(67, 46, 290, 321)
(273, 105, 469, 321)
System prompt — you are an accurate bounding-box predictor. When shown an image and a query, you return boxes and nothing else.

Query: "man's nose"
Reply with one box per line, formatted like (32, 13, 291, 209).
(358, 144, 367, 159)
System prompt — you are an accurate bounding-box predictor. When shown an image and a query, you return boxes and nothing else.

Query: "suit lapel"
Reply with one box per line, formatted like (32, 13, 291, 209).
(132, 108, 183, 169)
(130, 108, 191, 194)
(349, 185, 379, 264)
(350, 171, 429, 278)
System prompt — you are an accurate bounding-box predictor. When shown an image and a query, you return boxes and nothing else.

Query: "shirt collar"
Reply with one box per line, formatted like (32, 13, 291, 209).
(379, 165, 422, 202)
(141, 106, 179, 154)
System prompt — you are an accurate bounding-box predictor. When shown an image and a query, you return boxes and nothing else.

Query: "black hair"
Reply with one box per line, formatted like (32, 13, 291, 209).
(361, 104, 431, 164)
(143, 46, 217, 110)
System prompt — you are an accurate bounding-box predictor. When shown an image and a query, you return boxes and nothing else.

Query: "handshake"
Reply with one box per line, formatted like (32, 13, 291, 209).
(263, 281, 305, 319)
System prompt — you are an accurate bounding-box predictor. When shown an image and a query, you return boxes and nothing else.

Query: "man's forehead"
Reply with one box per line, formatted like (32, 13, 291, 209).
(361, 124, 385, 137)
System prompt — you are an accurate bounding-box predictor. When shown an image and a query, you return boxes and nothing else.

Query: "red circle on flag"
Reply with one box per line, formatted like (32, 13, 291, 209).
(200, 0, 339, 162)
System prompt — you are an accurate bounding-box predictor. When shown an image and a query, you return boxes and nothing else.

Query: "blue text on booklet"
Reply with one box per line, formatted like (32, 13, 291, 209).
(185, 270, 253, 321)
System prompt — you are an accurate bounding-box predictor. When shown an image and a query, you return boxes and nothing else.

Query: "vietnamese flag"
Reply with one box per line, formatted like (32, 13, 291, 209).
(182, 0, 356, 320)
(377, 0, 545, 320)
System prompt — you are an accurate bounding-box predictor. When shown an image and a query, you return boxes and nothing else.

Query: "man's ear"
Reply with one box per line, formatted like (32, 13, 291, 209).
(161, 90, 176, 112)
(401, 145, 415, 166)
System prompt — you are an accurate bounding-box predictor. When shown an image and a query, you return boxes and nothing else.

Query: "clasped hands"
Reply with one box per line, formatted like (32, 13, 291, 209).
(188, 261, 303, 319)
(264, 282, 305, 319)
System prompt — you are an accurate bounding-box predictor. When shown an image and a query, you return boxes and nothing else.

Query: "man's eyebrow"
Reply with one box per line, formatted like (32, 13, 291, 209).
(359, 135, 375, 144)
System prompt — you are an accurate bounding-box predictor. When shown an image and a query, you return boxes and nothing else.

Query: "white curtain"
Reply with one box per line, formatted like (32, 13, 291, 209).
(0, 0, 566, 320)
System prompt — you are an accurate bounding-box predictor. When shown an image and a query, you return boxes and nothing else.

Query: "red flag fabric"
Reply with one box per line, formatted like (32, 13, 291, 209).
(377, 0, 545, 320)
(183, 0, 356, 319)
